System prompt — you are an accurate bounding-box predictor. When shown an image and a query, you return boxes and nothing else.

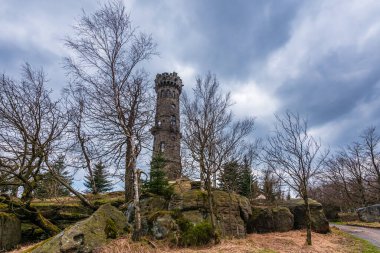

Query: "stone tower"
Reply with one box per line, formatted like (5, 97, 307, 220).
(151, 72, 182, 180)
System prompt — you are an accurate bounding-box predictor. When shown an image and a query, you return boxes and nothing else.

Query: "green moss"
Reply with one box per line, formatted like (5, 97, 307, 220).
(251, 207, 264, 220)
(148, 210, 174, 223)
(180, 221, 214, 246)
(22, 237, 53, 253)
(176, 217, 193, 232)
(0, 211, 17, 219)
(0, 203, 8, 209)
(104, 218, 118, 239)
(58, 211, 89, 220)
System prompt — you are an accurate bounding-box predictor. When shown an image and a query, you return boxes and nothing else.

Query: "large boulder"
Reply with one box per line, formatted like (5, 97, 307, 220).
(247, 207, 293, 233)
(149, 213, 179, 240)
(32, 204, 127, 253)
(168, 189, 251, 237)
(0, 212, 21, 251)
(357, 204, 380, 222)
(283, 199, 330, 234)
(212, 190, 250, 238)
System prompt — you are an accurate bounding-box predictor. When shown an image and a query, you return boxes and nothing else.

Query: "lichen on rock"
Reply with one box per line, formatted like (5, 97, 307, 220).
(0, 212, 21, 251)
(31, 204, 127, 253)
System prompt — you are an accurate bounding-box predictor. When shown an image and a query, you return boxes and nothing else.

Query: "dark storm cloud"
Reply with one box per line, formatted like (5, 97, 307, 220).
(182, 0, 300, 81)
(277, 52, 380, 127)
(1, 0, 380, 150)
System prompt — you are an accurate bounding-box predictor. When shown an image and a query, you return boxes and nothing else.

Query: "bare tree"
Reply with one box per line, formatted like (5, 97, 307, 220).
(182, 72, 255, 243)
(64, 0, 157, 207)
(0, 64, 66, 235)
(361, 127, 380, 201)
(64, 84, 98, 194)
(262, 111, 328, 245)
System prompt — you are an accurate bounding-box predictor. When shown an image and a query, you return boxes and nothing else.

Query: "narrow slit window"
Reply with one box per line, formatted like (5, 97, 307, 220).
(159, 141, 165, 152)
(170, 115, 176, 126)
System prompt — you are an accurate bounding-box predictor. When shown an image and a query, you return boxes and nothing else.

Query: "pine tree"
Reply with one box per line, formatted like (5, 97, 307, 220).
(84, 161, 113, 193)
(145, 153, 172, 197)
(219, 161, 241, 192)
(35, 156, 73, 199)
(238, 157, 254, 198)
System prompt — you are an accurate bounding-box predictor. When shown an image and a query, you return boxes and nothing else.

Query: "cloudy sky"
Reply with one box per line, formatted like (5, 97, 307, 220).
(1, 0, 380, 154)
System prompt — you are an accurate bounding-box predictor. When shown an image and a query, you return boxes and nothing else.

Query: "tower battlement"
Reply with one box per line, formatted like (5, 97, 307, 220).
(155, 72, 183, 93)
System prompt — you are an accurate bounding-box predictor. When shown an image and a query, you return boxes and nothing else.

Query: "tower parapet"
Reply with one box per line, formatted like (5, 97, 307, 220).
(154, 72, 183, 94)
(151, 72, 182, 180)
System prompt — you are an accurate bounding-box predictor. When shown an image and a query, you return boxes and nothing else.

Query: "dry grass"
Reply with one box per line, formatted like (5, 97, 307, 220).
(95, 228, 364, 253)
(336, 221, 380, 229)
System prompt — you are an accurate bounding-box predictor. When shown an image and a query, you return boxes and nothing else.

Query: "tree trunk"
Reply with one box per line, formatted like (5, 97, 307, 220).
(304, 196, 312, 245)
(125, 139, 135, 202)
(27, 204, 61, 236)
(132, 167, 142, 241)
(52, 172, 96, 210)
(205, 173, 220, 244)
(0, 194, 61, 236)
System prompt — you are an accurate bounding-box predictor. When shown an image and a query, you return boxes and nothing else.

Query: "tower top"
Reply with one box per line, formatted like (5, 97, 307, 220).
(155, 72, 183, 93)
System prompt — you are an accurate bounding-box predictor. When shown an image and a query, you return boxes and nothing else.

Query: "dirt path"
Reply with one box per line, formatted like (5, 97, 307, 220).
(332, 224, 380, 248)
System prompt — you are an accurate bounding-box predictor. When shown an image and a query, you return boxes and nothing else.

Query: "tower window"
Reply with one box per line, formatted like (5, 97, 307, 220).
(161, 90, 165, 98)
(159, 141, 165, 152)
(157, 120, 162, 127)
(170, 115, 176, 126)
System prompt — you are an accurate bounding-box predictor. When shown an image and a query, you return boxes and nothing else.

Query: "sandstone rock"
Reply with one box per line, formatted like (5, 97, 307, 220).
(247, 207, 293, 233)
(283, 199, 330, 234)
(212, 190, 251, 238)
(357, 204, 380, 222)
(168, 189, 250, 238)
(0, 212, 21, 251)
(171, 179, 192, 194)
(150, 213, 179, 240)
(32, 204, 127, 253)
(182, 210, 205, 224)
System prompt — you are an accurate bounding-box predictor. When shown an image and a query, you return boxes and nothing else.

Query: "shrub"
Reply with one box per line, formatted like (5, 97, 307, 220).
(180, 221, 214, 246)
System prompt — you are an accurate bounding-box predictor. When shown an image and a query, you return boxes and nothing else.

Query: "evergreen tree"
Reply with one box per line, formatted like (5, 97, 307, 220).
(84, 161, 113, 193)
(35, 156, 73, 199)
(219, 161, 241, 192)
(238, 157, 254, 197)
(145, 153, 172, 197)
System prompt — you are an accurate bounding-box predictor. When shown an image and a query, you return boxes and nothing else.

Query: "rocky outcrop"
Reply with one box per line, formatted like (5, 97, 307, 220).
(283, 199, 330, 234)
(150, 213, 179, 240)
(136, 189, 251, 238)
(247, 207, 294, 233)
(0, 212, 21, 251)
(357, 204, 380, 222)
(32, 204, 127, 253)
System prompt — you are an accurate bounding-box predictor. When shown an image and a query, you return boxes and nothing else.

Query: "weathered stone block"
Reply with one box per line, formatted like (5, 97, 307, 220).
(0, 212, 21, 251)
(247, 206, 293, 233)
(357, 204, 380, 222)
(283, 199, 330, 234)
(32, 204, 127, 253)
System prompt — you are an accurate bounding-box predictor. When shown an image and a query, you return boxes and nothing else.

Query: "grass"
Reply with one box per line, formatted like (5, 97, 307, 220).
(334, 221, 380, 229)
(333, 227, 380, 253)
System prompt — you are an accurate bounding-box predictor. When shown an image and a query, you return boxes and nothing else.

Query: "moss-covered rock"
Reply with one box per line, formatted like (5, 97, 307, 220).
(150, 213, 179, 240)
(0, 212, 21, 251)
(357, 204, 380, 222)
(247, 206, 293, 233)
(282, 199, 330, 234)
(31, 204, 127, 253)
